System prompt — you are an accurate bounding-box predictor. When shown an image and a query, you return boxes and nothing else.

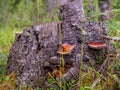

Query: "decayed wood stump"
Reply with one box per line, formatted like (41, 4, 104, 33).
(7, 22, 59, 87)
(84, 22, 116, 68)
(6, 0, 116, 88)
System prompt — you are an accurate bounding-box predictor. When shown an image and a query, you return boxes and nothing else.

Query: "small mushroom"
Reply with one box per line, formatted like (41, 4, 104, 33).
(57, 43, 75, 54)
(49, 56, 60, 65)
(88, 42, 106, 49)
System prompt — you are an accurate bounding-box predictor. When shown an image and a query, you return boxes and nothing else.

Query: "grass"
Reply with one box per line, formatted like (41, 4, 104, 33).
(0, 27, 23, 81)
(0, 28, 14, 75)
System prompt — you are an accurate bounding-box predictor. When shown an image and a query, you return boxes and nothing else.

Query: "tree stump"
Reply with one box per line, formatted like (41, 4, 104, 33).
(6, 0, 116, 88)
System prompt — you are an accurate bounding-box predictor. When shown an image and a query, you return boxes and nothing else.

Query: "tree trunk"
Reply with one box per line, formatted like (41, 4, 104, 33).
(6, 0, 116, 89)
(98, 0, 112, 21)
(2, 0, 7, 26)
(46, 0, 57, 18)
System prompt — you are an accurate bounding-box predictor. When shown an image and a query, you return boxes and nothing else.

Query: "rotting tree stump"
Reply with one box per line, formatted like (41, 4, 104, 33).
(6, 0, 116, 89)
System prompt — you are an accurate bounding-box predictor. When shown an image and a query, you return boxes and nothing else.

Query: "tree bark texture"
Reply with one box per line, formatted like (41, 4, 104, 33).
(6, 0, 116, 88)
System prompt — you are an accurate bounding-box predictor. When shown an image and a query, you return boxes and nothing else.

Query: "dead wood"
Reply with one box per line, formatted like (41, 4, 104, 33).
(6, 0, 116, 88)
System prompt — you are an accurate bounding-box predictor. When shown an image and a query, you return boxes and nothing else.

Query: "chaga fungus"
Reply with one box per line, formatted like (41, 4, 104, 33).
(88, 42, 106, 49)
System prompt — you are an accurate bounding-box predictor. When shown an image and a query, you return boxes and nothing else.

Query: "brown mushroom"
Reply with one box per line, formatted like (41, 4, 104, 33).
(88, 42, 106, 49)
(57, 43, 75, 54)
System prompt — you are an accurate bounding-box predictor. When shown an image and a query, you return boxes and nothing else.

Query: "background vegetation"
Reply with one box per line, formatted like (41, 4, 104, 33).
(0, 0, 120, 89)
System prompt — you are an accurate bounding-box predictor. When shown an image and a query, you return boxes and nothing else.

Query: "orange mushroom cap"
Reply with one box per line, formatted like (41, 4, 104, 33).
(57, 43, 75, 54)
(88, 42, 106, 49)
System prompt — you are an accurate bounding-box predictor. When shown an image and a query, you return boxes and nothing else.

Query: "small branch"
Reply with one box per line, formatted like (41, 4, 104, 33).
(98, 57, 108, 73)
(102, 35, 120, 42)
(92, 76, 101, 89)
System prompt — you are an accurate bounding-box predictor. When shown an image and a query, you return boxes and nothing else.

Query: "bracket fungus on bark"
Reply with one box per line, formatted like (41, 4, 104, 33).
(57, 43, 75, 54)
(88, 42, 106, 49)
